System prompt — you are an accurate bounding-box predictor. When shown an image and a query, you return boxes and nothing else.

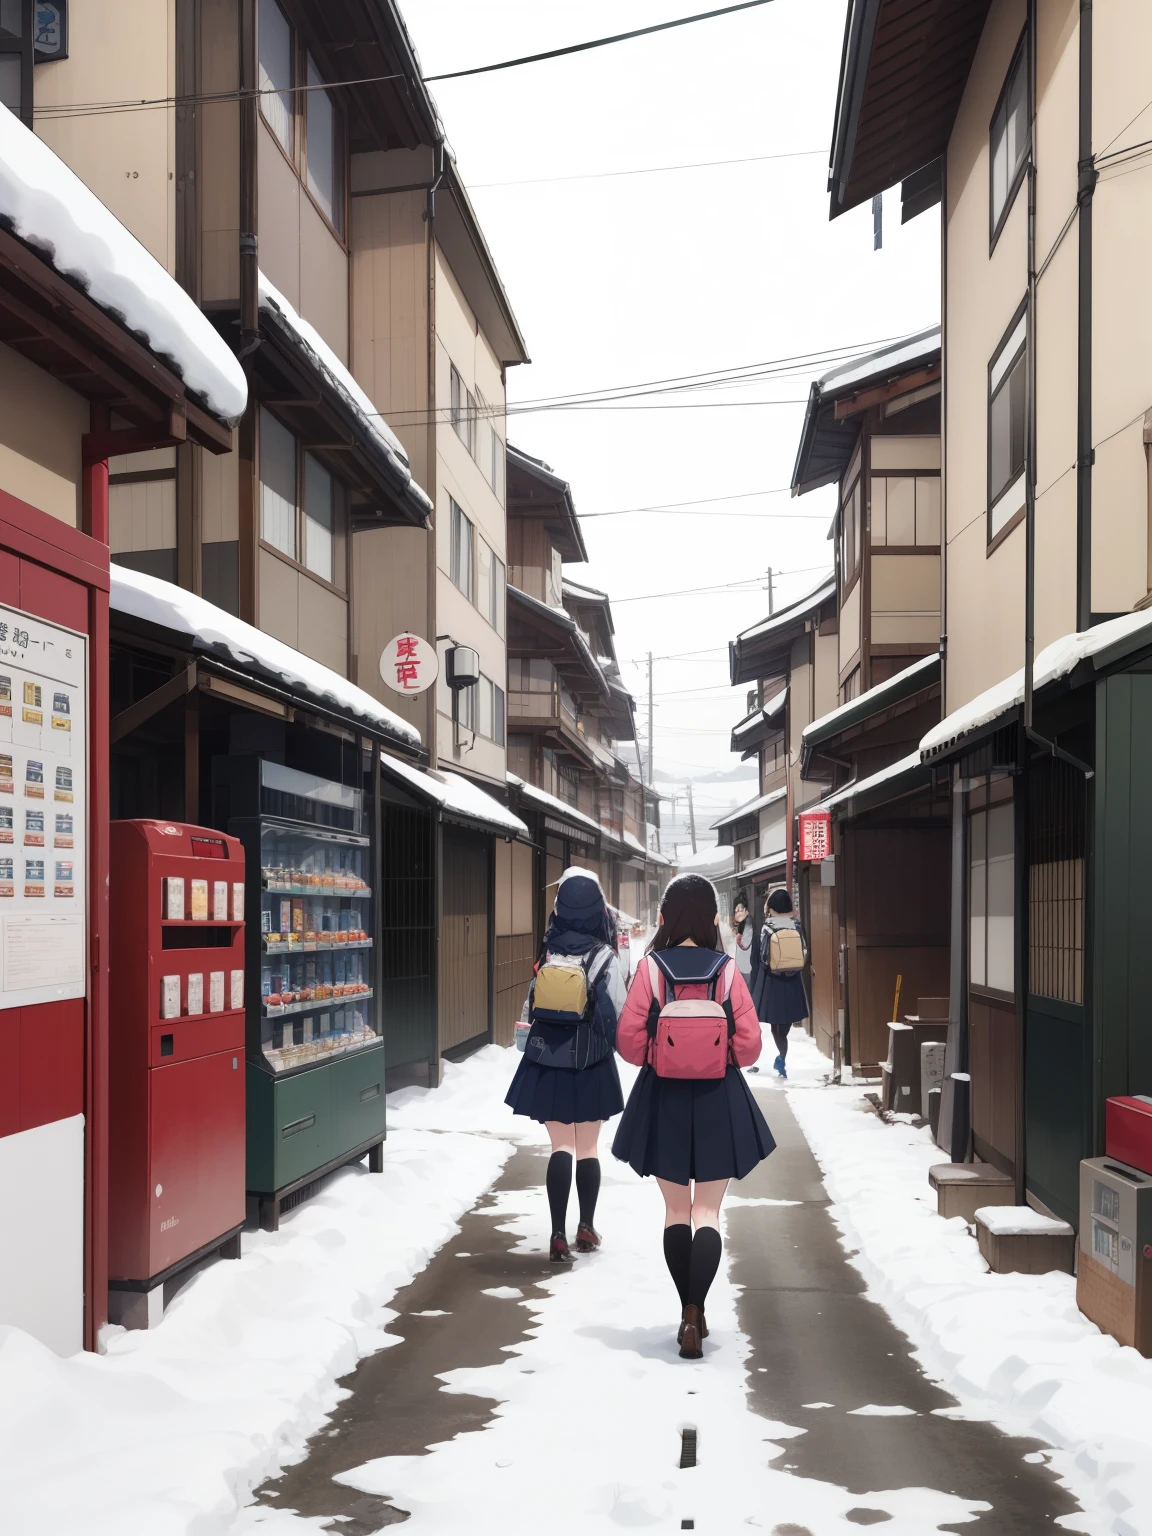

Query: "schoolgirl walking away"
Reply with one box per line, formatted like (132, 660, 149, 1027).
(613, 875, 774, 1359)
(505, 869, 626, 1263)
(752, 886, 809, 1079)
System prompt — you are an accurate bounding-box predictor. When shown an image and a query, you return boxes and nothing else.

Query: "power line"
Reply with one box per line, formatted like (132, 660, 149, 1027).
(583, 506, 827, 521)
(424, 1, 777, 82)
(470, 148, 824, 188)
(613, 563, 829, 604)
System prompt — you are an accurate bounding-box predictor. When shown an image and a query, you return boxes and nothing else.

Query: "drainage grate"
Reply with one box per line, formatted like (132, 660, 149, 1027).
(679, 1427, 698, 1469)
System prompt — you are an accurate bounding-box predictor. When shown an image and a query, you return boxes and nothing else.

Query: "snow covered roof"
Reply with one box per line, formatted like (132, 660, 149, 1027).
(792, 326, 940, 497)
(711, 785, 786, 833)
(730, 577, 836, 685)
(731, 687, 787, 754)
(803, 654, 939, 755)
(110, 564, 420, 747)
(738, 847, 787, 877)
(258, 273, 432, 520)
(674, 843, 735, 878)
(822, 750, 928, 815)
(509, 775, 603, 837)
(920, 607, 1152, 760)
(0, 104, 246, 425)
(379, 754, 526, 838)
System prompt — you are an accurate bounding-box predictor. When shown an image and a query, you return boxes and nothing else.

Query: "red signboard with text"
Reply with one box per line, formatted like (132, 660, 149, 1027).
(799, 809, 832, 863)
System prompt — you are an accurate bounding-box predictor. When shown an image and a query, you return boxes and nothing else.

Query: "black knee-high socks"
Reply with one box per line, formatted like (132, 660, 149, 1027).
(546, 1151, 571, 1236)
(575, 1157, 600, 1227)
(664, 1224, 723, 1308)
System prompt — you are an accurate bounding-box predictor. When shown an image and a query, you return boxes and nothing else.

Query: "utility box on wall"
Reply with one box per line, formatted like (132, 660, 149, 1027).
(1076, 1156, 1152, 1357)
(107, 821, 247, 1327)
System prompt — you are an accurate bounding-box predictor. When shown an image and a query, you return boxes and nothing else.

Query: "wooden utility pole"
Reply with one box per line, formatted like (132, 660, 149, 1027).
(646, 650, 654, 786)
(767, 567, 775, 616)
(687, 781, 697, 854)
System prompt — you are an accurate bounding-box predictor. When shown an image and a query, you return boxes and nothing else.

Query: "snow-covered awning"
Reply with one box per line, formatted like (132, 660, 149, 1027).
(673, 843, 735, 879)
(0, 103, 246, 428)
(802, 653, 940, 774)
(730, 577, 836, 686)
(738, 848, 787, 878)
(110, 564, 420, 748)
(379, 754, 527, 839)
(509, 775, 602, 842)
(921, 607, 1152, 762)
(822, 750, 931, 817)
(731, 687, 787, 758)
(257, 273, 432, 527)
(711, 785, 786, 834)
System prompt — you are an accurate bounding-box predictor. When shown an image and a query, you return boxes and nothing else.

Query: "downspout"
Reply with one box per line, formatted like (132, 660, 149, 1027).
(425, 143, 446, 771)
(1024, 0, 1038, 740)
(1076, 0, 1096, 632)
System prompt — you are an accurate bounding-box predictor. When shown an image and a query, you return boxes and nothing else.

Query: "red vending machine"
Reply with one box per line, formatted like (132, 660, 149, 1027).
(108, 821, 246, 1327)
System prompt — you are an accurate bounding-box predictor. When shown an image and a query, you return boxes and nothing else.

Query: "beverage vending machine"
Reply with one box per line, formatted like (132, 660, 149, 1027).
(107, 821, 246, 1327)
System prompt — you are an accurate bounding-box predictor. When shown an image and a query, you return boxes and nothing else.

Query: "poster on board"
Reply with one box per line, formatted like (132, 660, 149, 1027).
(0, 607, 86, 1009)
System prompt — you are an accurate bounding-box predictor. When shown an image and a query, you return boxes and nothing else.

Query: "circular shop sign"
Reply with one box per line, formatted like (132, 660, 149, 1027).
(380, 632, 439, 696)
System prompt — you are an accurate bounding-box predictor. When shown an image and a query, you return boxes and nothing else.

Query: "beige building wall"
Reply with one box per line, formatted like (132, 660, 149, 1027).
(258, 123, 348, 362)
(0, 346, 85, 526)
(258, 548, 347, 676)
(813, 630, 839, 721)
(200, 0, 240, 305)
(35, 0, 176, 272)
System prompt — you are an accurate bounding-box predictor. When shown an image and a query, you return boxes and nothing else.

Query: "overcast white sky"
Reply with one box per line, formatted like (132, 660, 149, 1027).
(402, 0, 940, 807)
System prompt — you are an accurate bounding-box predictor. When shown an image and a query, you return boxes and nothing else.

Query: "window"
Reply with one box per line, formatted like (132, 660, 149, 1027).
(970, 801, 1015, 994)
(990, 37, 1028, 240)
(260, 409, 346, 587)
(988, 309, 1027, 540)
(477, 675, 505, 745)
(258, 0, 294, 156)
(0, 1, 31, 125)
(492, 431, 506, 505)
(450, 364, 470, 449)
(304, 453, 335, 583)
(547, 544, 564, 607)
(449, 498, 473, 599)
(871, 476, 941, 547)
(456, 678, 475, 732)
(840, 476, 862, 589)
(260, 407, 298, 561)
(305, 55, 345, 237)
(477, 537, 506, 636)
(839, 667, 860, 706)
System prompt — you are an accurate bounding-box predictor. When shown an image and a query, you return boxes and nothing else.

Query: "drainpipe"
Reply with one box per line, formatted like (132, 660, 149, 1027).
(1024, 0, 1038, 737)
(425, 143, 446, 770)
(1076, 1, 1096, 633)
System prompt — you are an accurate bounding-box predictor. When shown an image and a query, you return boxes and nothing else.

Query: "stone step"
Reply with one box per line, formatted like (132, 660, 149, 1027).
(929, 1161, 1015, 1222)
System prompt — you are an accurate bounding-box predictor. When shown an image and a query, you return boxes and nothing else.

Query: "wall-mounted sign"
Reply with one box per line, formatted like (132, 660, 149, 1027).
(798, 809, 832, 864)
(379, 632, 438, 696)
(33, 3, 68, 61)
(0, 604, 86, 1009)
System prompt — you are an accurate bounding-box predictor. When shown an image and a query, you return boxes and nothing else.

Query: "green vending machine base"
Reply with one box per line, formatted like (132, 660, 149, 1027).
(247, 1041, 386, 1231)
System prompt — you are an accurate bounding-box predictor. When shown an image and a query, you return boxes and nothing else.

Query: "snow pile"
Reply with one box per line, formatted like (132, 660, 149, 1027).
(0, 104, 246, 423)
(0, 1125, 509, 1536)
(785, 1033, 1152, 1535)
(111, 563, 420, 747)
(258, 273, 432, 516)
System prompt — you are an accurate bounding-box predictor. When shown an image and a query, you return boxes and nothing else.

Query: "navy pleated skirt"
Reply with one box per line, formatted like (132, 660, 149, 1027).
(611, 1065, 775, 1184)
(757, 970, 809, 1028)
(505, 1052, 624, 1125)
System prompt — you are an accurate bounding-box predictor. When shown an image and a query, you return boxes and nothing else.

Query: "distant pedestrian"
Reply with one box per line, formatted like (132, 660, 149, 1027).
(730, 890, 762, 1001)
(752, 887, 808, 1079)
(613, 874, 775, 1359)
(506, 869, 626, 1264)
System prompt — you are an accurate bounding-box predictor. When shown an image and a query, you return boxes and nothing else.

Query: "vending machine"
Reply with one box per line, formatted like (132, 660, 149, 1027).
(107, 821, 247, 1327)
(212, 758, 384, 1230)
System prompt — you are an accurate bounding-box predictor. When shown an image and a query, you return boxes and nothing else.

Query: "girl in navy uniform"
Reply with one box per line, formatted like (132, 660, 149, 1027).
(613, 875, 774, 1357)
(752, 886, 809, 1078)
(506, 869, 626, 1262)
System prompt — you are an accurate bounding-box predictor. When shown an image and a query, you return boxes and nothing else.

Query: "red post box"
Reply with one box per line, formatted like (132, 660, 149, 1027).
(1106, 1097, 1152, 1178)
(108, 820, 246, 1326)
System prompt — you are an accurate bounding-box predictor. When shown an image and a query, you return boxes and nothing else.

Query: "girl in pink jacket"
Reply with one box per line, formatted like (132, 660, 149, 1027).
(612, 875, 774, 1358)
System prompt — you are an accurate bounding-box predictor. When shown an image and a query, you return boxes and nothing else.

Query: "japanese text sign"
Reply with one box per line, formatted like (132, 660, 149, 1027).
(798, 809, 832, 863)
(379, 632, 438, 696)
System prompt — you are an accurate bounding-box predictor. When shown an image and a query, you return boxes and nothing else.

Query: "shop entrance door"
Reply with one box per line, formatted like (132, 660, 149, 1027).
(806, 872, 838, 1060)
(439, 828, 491, 1053)
(378, 798, 436, 1073)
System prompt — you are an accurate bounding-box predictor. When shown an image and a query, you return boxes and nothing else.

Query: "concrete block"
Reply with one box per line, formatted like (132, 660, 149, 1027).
(920, 1041, 946, 1120)
(108, 1283, 165, 1330)
(975, 1206, 1075, 1275)
(929, 1161, 1015, 1222)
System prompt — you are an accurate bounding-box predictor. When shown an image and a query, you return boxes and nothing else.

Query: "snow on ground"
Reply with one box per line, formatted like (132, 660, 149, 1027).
(0, 1126, 509, 1536)
(781, 1031, 1152, 1536)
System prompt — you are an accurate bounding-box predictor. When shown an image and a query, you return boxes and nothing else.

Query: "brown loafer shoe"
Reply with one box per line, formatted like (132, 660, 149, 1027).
(677, 1311, 709, 1344)
(679, 1304, 703, 1359)
(549, 1233, 574, 1264)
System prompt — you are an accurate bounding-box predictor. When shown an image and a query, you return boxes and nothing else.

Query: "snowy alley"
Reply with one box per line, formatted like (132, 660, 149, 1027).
(8, 1024, 1152, 1536)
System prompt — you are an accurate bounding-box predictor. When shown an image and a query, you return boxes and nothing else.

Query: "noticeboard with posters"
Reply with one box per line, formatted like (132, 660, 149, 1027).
(0, 606, 86, 1008)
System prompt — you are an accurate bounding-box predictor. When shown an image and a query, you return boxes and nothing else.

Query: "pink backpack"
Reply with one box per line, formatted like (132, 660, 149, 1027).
(645, 954, 736, 1080)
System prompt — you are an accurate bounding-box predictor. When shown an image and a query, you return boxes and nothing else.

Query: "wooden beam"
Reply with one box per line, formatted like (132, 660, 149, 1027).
(833, 363, 941, 420)
(110, 662, 198, 745)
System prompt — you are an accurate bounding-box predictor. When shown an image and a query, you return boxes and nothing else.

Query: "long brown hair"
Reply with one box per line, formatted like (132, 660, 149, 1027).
(647, 875, 720, 953)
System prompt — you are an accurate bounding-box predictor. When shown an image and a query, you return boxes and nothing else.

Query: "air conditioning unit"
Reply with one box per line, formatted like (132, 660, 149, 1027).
(446, 645, 480, 690)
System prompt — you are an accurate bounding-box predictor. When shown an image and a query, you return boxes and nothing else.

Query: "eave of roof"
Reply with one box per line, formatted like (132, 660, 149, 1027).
(823, 750, 933, 818)
(791, 327, 940, 497)
(803, 653, 939, 761)
(828, 0, 993, 219)
(711, 784, 786, 833)
(507, 585, 609, 700)
(506, 444, 588, 563)
(729, 578, 836, 686)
